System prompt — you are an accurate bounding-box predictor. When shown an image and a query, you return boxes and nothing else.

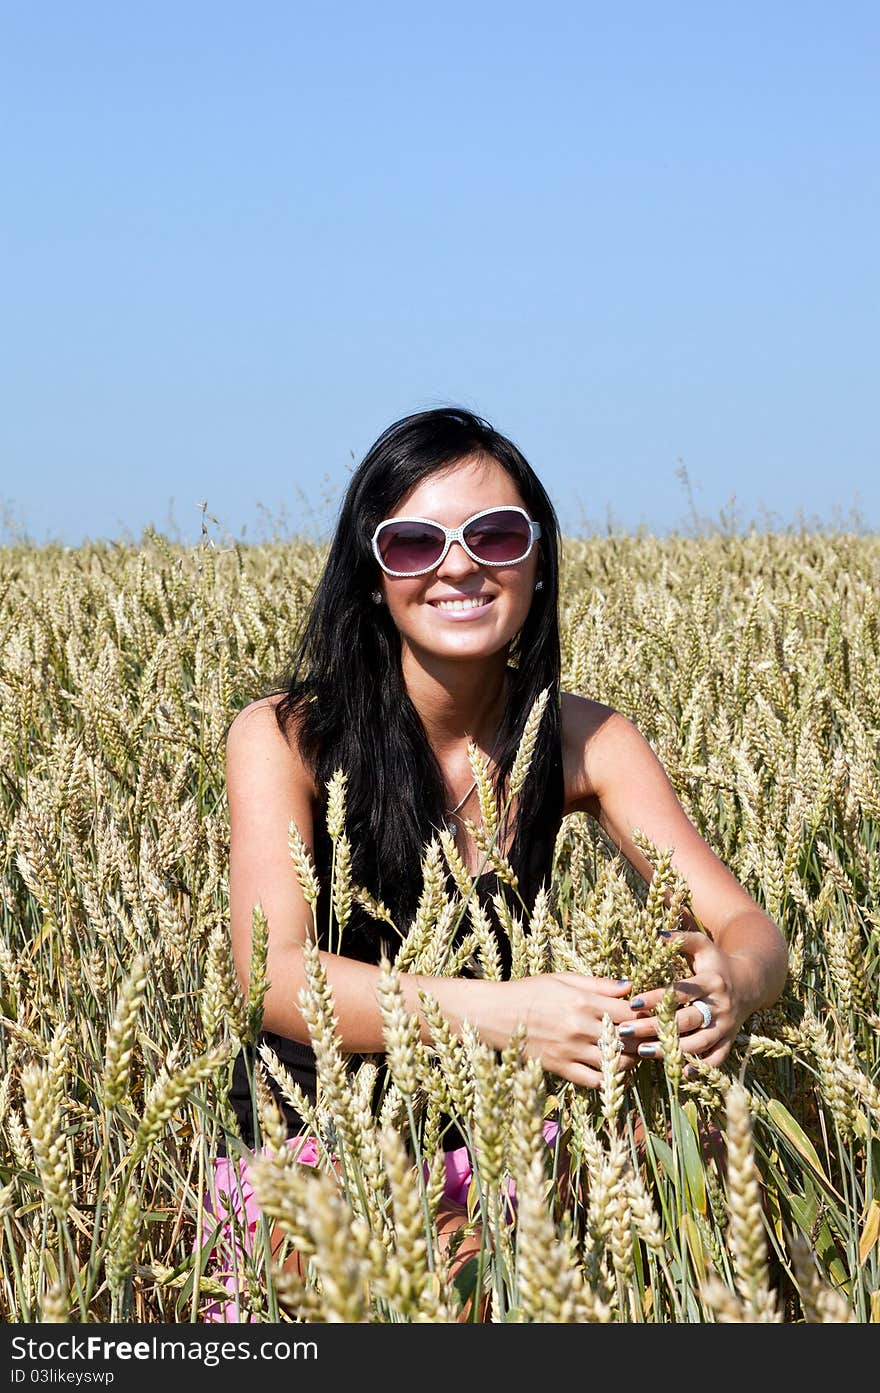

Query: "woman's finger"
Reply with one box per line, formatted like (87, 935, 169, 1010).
(616, 999, 716, 1043)
(676, 1001, 717, 1035)
(679, 1027, 721, 1056)
(627, 980, 705, 1013)
(566, 1064, 603, 1088)
(686, 1041, 733, 1071)
(635, 1026, 724, 1060)
(657, 929, 711, 958)
(616, 1015, 659, 1044)
(557, 973, 636, 997)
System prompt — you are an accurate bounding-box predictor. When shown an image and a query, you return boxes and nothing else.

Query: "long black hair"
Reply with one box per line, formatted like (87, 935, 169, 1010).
(271, 406, 563, 939)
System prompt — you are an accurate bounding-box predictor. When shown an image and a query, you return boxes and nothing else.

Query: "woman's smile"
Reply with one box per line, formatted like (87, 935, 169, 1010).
(428, 594, 496, 619)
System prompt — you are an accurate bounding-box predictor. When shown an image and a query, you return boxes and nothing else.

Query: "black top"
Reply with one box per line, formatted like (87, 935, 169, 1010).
(223, 718, 565, 1155)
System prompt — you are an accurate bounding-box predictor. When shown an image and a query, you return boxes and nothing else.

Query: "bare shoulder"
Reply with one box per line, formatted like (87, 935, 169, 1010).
(560, 690, 624, 816)
(227, 690, 287, 734)
(226, 693, 319, 801)
(225, 693, 320, 962)
(560, 697, 777, 942)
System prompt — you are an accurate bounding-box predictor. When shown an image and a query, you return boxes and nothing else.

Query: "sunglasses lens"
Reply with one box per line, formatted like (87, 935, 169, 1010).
(463, 509, 532, 563)
(377, 521, 446, 573)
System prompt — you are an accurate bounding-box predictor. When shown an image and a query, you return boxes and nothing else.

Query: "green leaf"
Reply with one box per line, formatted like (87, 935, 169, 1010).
(675, 1102, 707, 1215)
(452, 1255, 480, 1305)
(766, 1099, 829, 1183)
(787, 1178, 818, 1237)
(644, 1132, 675, 1178)
(680, 1212, 707, 1283)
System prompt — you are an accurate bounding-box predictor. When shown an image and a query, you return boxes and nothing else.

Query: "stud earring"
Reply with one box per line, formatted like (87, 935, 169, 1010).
(371, 590, 383, 604)
(535, 579, 544, 591)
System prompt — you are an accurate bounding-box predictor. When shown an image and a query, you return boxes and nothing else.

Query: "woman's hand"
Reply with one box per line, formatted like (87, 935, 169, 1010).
(572, 707, 789, 1071)
(497, 973, 641, 1088)
(615, 929, 759, 1070)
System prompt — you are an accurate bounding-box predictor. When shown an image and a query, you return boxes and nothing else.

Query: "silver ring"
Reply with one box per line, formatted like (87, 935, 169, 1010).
(694, 999, 713, 1029)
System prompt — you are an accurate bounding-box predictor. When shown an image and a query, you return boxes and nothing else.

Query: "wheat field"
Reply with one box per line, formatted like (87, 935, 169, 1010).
(1, 525, 878, 1323)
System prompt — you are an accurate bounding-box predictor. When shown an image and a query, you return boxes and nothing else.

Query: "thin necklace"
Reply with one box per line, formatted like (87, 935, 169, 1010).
(444, 724, 504, 839)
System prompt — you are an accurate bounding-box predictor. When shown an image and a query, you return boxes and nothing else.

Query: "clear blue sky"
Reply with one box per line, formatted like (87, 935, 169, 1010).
(2, 3, 877, 546)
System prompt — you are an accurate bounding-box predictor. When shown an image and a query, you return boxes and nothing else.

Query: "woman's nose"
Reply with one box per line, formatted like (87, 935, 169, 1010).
(436, 540, 481, 576)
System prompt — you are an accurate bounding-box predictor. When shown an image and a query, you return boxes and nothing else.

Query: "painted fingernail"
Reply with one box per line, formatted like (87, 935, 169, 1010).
(630, 997, 646, 1009)
(685, 1065, 698, 1079)
(658, 929, 671, 938)
(638, 1043, 658, 1057)
(616, 978, 632, 986)
(618, 1023, 636, 1037)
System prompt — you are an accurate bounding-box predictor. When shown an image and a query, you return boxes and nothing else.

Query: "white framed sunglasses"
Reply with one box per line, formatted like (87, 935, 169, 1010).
(371, 505, 542, 577)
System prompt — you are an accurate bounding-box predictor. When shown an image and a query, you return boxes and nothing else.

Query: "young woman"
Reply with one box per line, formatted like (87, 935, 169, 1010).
(201, 406, 788, 1321)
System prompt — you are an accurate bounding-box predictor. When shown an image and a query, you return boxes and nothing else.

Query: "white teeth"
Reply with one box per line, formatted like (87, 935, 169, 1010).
(434, 597, 491, 611)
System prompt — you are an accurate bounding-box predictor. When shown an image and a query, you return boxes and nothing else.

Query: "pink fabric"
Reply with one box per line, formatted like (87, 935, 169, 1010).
(438, 1117, 560, 1208)
(197, 1119, 561, 1323)
(198, 1133, 323, 1323)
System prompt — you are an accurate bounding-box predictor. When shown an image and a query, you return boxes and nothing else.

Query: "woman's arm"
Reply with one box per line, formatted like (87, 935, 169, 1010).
(226, 698, 640, 1087)
(580, 707, 789, 1066)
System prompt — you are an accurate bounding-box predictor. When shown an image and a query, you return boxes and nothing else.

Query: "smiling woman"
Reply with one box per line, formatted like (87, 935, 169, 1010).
(199, 404, 788, 1322)
(368, 459, 543, 700)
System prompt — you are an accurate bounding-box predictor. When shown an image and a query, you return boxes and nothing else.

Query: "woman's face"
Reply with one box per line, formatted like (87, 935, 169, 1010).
(374, 454, 541, 667)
